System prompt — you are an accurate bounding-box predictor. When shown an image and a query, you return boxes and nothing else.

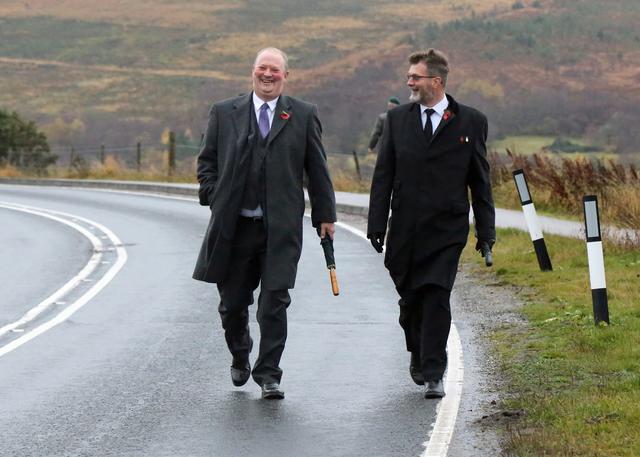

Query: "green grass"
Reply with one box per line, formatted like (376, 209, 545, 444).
(489, 135, 557, 155)
(462, 228, 640, 456)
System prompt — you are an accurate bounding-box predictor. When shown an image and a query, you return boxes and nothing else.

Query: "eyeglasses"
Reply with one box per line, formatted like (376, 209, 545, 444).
(406, 74, 439, 81)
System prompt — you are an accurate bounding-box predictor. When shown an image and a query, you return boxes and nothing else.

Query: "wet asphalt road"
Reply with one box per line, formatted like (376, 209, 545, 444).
(0, 185, 439, 457)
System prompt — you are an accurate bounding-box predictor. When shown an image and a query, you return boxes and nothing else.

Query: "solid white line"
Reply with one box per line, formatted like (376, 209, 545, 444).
(0, 203, 127, 358)
(421, 324, 463, 457)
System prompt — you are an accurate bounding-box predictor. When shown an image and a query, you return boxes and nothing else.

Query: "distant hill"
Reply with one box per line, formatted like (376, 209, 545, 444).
(0, 0, 638, 161)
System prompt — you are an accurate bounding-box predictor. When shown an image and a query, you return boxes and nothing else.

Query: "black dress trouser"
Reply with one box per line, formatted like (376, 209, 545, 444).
(398, 284, 451, 381)
(216, 216, 291, 385)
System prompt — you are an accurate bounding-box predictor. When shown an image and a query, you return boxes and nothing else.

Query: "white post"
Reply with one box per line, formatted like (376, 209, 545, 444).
(513, 169, 552, 271)
(583, 195, 609, 324)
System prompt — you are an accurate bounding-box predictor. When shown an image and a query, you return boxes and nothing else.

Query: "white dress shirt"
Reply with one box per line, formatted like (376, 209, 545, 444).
(420, 95, 449, 134)
(252, 92, 279, 129)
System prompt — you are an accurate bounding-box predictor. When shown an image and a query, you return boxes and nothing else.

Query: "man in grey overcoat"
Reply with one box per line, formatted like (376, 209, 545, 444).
(367, 49, 495, 399)
(193, 47, 336, 399)
(367, 96, 400, 155)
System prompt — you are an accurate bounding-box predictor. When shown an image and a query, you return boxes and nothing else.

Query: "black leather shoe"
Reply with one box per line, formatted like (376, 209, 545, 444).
(230, 362, 251, 387)
(410, 352, 424, 385)
(261, 382, 285, 400)
(230, 337, 253, 387)
(424, 379, 445, 398)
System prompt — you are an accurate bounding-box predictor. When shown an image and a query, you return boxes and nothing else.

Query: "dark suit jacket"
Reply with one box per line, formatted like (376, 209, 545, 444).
(193, 93, 337, 290)
(367, 94, 495, 291)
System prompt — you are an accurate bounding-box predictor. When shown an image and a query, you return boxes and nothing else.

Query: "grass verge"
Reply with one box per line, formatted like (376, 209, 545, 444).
(462, 228, 640, 456)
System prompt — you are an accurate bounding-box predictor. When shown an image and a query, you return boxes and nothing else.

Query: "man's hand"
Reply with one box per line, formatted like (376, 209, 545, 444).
(475, 239, 495, 266)
(319, 222, 335, 240)
(367, 148, 374, 155)
(475, 239, 495, 254)
(368, 232, 384, 253)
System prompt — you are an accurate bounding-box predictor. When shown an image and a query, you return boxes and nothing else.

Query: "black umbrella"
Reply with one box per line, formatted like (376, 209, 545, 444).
(320, 236, 339, 296)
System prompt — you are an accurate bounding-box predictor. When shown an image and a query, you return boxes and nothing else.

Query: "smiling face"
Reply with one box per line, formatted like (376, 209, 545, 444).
(252, 50, 289, 101)
(407, 61, 442, 107)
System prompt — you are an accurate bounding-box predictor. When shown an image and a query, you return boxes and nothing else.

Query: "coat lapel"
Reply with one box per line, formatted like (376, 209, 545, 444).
(429, 94, 459, 146)
(230, 93, 252, 139)
(267, 95, 292, 147)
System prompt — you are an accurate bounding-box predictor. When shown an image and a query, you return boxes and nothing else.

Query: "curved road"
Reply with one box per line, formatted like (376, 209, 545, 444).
(0, 185, 445, 457)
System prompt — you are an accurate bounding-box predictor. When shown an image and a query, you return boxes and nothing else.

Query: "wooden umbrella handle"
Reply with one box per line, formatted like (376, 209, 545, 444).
(329, 269, 339, 296)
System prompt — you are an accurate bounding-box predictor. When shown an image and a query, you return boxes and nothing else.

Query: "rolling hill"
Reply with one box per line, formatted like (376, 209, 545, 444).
(0, 0, 638, 162)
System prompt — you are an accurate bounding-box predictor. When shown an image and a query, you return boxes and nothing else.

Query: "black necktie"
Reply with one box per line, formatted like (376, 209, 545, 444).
(423, 108, 435, 143)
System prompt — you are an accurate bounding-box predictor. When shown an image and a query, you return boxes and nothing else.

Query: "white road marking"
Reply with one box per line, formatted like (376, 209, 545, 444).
(2, 186, 463, 456)
(0, 202, 127, 358)
(0, 203, 103, 338)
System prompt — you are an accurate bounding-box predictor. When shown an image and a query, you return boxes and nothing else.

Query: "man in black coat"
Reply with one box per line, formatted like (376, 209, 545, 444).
(367, 49, 495, 399)
(193, 47, 337, 399)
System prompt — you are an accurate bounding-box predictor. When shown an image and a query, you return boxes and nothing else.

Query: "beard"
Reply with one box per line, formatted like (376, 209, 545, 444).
(409, 90, 420, 102)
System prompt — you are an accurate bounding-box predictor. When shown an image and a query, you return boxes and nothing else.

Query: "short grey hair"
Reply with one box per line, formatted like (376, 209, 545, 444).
(408, 48, 449, 86)
(254, 47, 289, 72)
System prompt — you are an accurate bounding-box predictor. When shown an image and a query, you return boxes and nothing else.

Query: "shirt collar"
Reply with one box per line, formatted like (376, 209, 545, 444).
(253, 92, 279, 112)
(420, 95, 449, 116)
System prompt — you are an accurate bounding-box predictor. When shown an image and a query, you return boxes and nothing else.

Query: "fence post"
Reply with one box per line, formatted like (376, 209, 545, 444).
(100, 143, 105, 165)
(513, 169, 552, 271)
(136, 142, 141, 172)
(69, 146, 75, 171)
(583, 195, 609, 325)
(352, 149, 361, 181)
(168, 131, 176, 176)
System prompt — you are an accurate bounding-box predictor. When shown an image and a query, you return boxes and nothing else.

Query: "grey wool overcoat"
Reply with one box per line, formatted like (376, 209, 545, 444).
(367, 94, 495, 292)
(193, 93, 336, 290)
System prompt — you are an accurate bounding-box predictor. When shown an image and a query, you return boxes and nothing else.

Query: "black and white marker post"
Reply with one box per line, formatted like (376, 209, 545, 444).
(513, 169, 553, 271)
(583, 195, 609, 325)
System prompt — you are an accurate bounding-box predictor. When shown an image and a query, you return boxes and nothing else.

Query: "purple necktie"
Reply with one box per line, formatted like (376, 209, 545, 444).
(259, 103, 270, 138)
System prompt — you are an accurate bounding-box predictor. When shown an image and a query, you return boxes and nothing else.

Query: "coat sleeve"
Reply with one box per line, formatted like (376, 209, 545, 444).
(467, 114, 496, 242)
(368, 114, 384, 150)
(367, 113, 395, 237)
(304, 105, 337, 227)
(196, 104, 219, 206)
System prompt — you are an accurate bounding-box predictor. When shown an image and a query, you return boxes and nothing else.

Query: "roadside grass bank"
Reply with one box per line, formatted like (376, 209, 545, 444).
(462, 228, 640, 456)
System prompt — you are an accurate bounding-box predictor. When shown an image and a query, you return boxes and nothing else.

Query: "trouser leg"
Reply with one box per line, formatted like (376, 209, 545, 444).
(398, 289, 422, 354)
(217, 286, 253, 363)
(216, 218, 263, 364)
(252, 288, 291, 385)
(419, 285, 452, 381)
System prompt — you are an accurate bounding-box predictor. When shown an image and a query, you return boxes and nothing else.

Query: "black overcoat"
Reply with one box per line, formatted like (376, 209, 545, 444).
(193, 93, 336, 290)
(367, 94, 495, 291)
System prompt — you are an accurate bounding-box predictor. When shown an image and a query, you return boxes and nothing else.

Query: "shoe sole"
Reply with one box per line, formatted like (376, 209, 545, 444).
(424, 391, 446, 399)
(262, 391, 285, 400)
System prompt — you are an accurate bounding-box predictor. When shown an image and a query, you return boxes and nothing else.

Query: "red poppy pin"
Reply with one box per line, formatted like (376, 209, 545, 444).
(280, 110, 290, 120)
(443, 110, 452, 121)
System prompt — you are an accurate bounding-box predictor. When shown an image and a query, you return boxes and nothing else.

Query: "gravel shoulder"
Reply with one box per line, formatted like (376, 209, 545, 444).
(338, 212, 525, 456)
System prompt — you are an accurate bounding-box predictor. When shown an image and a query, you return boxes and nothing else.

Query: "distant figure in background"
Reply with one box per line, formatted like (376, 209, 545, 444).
(367, 96, 401, 155)
(367, 49, 495, 399)
(193, 47, 336, 400)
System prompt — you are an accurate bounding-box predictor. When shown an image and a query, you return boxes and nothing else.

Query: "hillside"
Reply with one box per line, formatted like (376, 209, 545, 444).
(0, 0, 638, 162)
